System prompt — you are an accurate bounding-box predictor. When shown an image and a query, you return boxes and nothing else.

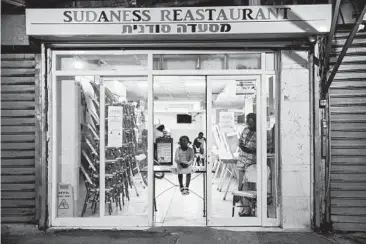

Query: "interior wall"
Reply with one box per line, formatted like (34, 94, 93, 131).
(280, 50, 311, 229)
(154, 112, 205, 153)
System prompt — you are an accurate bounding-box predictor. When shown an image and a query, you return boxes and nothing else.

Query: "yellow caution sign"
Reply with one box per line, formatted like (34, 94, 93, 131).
(57, 184, 74, 217)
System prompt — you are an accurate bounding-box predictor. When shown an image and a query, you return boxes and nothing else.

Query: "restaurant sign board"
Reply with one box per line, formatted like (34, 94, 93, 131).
(26, 5, 331, 36)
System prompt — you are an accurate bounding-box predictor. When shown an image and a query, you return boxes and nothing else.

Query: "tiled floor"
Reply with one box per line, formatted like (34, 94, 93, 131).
(77, 171, 277, 225)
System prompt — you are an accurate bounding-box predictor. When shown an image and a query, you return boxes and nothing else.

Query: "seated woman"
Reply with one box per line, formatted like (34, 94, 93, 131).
(171, 135, 195, 195)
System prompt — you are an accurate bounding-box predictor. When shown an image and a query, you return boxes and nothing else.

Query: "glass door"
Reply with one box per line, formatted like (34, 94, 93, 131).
(206, 75, 264, 226)
(98, 76, 149, 225)
(152, 75, 207, 226)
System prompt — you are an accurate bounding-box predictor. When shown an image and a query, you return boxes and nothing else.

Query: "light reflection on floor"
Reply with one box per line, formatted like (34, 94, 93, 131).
(79, 171, 276, 226)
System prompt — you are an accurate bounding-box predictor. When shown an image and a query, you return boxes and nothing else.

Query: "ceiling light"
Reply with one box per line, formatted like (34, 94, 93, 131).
(74, 60, 84, 69)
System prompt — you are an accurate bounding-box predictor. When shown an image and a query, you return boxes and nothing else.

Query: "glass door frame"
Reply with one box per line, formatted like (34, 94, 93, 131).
(206, 75, 264, 227)
(49, 50, 278, 228)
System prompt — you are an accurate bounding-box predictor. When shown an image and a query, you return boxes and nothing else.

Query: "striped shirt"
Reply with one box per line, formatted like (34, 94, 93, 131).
(237, 127, 256, 170)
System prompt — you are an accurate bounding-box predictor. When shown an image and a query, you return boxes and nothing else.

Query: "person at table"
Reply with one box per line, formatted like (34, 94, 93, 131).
(237, 113, 257, 217)
(153, 124, 165, 160)
(174, 135, 195, 195)
(193, 132, 206, 166)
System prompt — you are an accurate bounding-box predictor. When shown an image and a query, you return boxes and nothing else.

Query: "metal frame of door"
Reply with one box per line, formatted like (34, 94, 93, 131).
(206, 75, 264, 227)
(48, 50, 278, 228)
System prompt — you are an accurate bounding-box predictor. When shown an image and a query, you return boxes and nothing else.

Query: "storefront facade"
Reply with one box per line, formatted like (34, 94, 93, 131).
(21, 4, 331, 229)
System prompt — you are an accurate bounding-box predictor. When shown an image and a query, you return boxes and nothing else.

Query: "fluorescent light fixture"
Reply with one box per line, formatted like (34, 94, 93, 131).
(74, 60, 84, 69)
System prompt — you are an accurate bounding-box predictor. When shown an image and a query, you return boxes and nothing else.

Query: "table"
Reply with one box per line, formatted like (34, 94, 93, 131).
(220, 154, 275, 201)
(141, 165, 207, 217)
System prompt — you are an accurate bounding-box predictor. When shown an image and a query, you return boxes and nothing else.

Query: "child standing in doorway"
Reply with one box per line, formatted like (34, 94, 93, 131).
(174, 135, 195, 195)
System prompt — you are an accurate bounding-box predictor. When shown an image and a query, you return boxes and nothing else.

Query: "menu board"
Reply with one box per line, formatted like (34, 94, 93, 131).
(156, 137, 173, 165)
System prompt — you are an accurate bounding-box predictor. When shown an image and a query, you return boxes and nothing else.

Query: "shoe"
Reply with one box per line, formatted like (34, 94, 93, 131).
(180, 187, 185, 195)
(185, 187, 190, 195)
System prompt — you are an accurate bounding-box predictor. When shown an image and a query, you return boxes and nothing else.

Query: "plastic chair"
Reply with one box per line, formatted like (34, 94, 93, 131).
(231, 164, 271, 217)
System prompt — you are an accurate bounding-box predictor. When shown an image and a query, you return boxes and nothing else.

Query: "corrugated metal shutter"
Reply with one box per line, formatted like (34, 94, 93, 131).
(1, 53, 37, 224)
(329, 29, 366, 232)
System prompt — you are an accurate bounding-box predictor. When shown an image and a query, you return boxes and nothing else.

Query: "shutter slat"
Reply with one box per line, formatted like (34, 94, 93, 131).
(331, 182, 366, 191)
(1, 102, 35, 110)
(1, 184, 35, 191)
(1, 69, 36, 76)
(1, 216, 36, 223)
(1, 191, 36, 199)
(332, 207, 366, 215)
(1, 200, 35, 208)
(1, 135, 35, 142)
(1, 85, 35, 92)
(1, 208, 36, 216)
(1, 143, 35, 150)
(1, 159, 35, 167)
(1, 126, 35, 133)
(331, 174, 366, 182)
(1, 54, 35, 59)
(1, 151, 35, 158)
(331, 190, 366, 198)
(1, 175, 35, 184)
(1, 77, 35, 84)
(1, 110, 35, 117)
(1, 168, 35, 175)
(331, 215, 366, 223)
(1, 118, 36, 126)
(1, 60, 35, 68)
(1, 94, 35, 101)
(332, 199, 366, 207)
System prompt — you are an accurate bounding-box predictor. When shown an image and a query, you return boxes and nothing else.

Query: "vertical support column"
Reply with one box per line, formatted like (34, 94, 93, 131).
(280, 50, 311, 229)
(313, 41, 323, 231)
(51, 51, 57, 223)
(206, 76, 212, 225)
(260, 74, 267, 225)
(148, 53, 154, 226)
(36, 44, 47, 229)
(99, 79, 106, 217)
(60, 80, 81, 217)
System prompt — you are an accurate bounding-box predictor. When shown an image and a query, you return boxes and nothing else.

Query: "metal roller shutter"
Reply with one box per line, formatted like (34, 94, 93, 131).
(329, 29, 366, 232)
(1, 53, 37, 224)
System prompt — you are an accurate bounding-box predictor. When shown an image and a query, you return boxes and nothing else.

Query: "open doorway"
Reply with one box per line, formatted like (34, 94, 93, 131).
(152, 76, 207, 226)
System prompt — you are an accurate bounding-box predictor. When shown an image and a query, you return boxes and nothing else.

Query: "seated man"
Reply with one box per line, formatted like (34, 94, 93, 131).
(193, 132, 206, 166)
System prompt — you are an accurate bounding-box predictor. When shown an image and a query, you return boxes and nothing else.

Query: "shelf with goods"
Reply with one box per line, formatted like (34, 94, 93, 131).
(79, 81, 143, 217)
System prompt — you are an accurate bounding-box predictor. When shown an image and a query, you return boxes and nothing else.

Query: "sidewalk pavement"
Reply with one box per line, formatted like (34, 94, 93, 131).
(1, 225, 365, 244)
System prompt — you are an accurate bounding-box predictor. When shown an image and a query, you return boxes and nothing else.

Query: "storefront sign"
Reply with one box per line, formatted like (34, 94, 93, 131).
(107, 106, 123, 148)
(26, 5, 331, 36)
(236, 80, 256, 95)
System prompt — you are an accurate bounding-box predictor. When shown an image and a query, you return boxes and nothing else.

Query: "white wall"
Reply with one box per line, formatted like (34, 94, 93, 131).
(280, 51, 311, 229)
(154, 112, 205, 153)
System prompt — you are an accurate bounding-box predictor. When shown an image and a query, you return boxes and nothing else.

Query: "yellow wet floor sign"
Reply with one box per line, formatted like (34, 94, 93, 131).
(57, 184, 74, 217)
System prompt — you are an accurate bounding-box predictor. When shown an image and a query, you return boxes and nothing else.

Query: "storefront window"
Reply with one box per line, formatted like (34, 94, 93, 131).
(102, 76, 149, 217)
(55, 75, 149, 219)
(265, 53, 275, 71)
(52, 51, 279, 227)
(153, 53, 261, 70)
(266, 75, 277, 219)
(55, 76, 101, 218)
(56, 54, 148, 71)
